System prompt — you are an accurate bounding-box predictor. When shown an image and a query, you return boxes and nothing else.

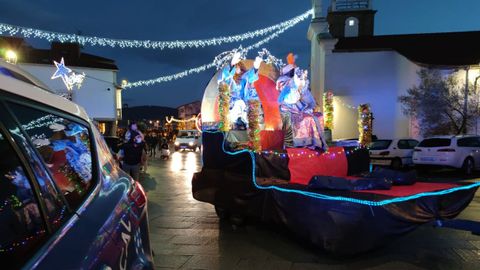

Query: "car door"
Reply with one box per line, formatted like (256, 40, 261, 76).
(457, 137, 480, 169)
(396, 139, 417, 165)
(471, 137, 480, 169)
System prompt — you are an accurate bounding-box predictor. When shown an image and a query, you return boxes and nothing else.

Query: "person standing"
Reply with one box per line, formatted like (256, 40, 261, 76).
(119, 135, 146, 181)
(125, 122, 144, 143)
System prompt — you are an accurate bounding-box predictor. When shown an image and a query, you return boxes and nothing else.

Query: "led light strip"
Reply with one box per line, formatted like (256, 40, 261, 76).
(0, 9, 312, 50)
(203, 130, 480, 206)
(125, 21, 298, 88)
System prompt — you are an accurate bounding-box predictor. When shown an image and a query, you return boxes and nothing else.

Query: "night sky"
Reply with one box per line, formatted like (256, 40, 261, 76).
(1, 0, 480, 108)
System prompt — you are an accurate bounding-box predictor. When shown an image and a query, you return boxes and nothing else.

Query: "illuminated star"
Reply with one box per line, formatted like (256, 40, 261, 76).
(51, 57, 73, 90)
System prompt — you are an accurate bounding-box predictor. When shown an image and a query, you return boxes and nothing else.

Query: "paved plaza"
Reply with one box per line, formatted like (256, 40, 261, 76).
(143, 151, 480, 270)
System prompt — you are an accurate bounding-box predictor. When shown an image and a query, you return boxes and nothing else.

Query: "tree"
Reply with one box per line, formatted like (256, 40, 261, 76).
(398, 68, 479, 137)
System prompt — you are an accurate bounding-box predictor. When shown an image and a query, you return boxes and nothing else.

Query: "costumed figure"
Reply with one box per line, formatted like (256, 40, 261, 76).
(277, 54, 327, 151)
(217, 52, 263, 130)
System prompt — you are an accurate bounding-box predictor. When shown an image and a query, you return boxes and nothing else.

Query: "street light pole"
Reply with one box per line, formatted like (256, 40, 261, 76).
(475, 74, 480, 135)
(463, 66, 470, 134)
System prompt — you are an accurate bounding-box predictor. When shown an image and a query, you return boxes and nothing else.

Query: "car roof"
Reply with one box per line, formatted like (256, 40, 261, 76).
(0, 59, 51, 90)
(0, 71, 90, 122)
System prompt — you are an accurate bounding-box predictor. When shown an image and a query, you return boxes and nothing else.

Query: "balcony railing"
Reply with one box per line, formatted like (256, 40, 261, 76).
(334, 0, 370, 11)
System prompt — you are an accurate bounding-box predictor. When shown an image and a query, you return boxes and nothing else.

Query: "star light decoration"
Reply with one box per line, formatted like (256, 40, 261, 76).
(51, 58, 85, 91)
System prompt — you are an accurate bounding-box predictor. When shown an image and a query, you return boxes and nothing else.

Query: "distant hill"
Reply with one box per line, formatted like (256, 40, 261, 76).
(122, 106, 177, 121)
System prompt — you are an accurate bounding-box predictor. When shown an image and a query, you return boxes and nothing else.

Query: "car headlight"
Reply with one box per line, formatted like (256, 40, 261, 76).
(174, 141, 180, 146)
(188, 141, 194, 146)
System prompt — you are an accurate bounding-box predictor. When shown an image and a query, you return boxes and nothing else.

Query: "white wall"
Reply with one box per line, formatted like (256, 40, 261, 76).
(324, 50, 420, 139)
(19, 63, 118, 120)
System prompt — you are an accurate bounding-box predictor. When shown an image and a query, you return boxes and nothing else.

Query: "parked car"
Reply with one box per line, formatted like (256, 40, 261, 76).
(369, 139, 419, 169)
(174, 129, 201, 151)
(412, 135, 480, 175)
(0, 61, 153, 269)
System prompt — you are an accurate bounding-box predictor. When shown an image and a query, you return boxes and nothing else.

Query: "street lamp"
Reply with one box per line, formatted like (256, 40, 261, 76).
(5, 49, 18, 64)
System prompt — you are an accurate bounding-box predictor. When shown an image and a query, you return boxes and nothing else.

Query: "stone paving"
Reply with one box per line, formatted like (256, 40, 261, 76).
(141, 151, 480, 270)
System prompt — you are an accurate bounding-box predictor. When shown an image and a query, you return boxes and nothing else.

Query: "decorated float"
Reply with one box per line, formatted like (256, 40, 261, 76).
(192, 49, 480, 254)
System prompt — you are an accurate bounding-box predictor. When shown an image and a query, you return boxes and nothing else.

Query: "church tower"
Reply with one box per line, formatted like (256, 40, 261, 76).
(327, 0, 376, 38)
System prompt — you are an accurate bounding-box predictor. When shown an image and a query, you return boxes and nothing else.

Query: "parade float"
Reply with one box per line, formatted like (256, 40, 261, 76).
(191, 49, 480, 254)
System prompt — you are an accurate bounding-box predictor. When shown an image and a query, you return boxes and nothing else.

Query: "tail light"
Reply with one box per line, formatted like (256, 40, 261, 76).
(379, 151, 390, 156)
(129, 181, 147, 208)
(414, 148, 422, 152)
(437, 148, 456, 152)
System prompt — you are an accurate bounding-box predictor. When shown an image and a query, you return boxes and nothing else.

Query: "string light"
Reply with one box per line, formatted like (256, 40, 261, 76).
(165, 115, 197, 124)
(125, 22, 299, 88)
(21, 115, 62, 131)
(323, 92, 334, 130)
(0, 9, 312, 50)
(202, 130, 480, 207)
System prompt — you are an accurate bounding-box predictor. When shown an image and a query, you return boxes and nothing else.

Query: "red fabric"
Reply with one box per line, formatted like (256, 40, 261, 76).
(254, 75, 282, 130)
(260, 130, 284, 150)
(288, 147, 348, 185)
(356, 182, 459, 197)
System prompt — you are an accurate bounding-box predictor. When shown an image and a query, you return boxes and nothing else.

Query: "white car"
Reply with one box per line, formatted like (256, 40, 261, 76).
(412, 135, 480, 175)
(174, 129, 201, 151)
(369, 139, 419, 169)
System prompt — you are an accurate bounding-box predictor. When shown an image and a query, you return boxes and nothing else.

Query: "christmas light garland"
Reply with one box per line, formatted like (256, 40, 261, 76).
(358, 104, 372, 147)
(247, 99, 261, 151)
(125, 18, 302, 88)
(165, 116, 197, 123)
(0, 9, 312, 50)
(218, 82, 230, 131)
(323, 91, 334, 130)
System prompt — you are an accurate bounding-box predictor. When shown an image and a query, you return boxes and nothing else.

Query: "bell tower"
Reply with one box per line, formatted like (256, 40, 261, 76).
(327, 0, 376, 38)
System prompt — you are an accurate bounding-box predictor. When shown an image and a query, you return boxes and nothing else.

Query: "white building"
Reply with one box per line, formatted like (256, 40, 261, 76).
(0, 38, 122, 135)
(309, 0, 480, 140)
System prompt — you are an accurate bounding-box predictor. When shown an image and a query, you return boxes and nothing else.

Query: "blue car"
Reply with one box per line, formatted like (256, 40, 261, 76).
(0, 60, 154, 269)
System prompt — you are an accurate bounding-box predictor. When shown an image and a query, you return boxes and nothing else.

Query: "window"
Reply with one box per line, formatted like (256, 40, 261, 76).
(397, 140, 411, 149)
(457, 137, 480, 147)
(418, 138, 451, 147)
(408, 140, 419, 148)
(344, 17, 359, 37)
(7, 102, 94, 210)
(368, 140, 392, 150)
(8, 128, 70, 230)
(0, 131, 47, 269)
(398, 139, 418, 149)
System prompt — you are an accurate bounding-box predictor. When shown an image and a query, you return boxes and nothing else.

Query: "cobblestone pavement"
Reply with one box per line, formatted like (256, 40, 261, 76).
(141, 151, 480, 270)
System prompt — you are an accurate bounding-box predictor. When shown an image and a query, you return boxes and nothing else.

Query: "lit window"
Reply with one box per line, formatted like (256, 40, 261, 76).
(349, 19, 355, 26)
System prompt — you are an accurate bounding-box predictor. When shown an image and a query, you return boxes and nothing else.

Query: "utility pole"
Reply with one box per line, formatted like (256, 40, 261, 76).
(474, 75, 480, 135)
(463, 66, 469, 134)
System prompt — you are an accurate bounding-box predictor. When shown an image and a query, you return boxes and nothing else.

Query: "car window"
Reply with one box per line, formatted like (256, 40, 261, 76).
(408, 140, 419, 148)
(418, 138, 451, 147)
(6, 102, 94, 210)
(397, 140, 411, 149)
(0, 131, 47, 269)
(458, 137, 480, 147)
(368, 140, 392, 150)
(8, 127, 70, 230)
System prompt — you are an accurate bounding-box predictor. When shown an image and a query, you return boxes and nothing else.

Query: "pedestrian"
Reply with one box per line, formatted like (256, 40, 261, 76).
(125, 122, 144, 143)
(146, 132, 159, 158)
(118, 134, 146, 181)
